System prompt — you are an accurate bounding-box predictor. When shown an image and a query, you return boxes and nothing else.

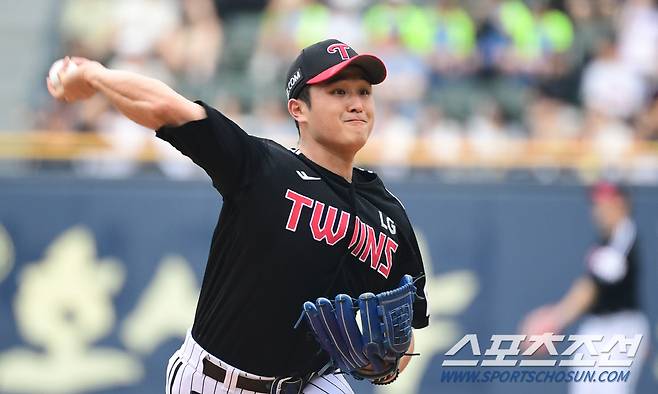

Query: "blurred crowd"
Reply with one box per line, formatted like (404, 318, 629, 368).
(33, 0, 658, 179)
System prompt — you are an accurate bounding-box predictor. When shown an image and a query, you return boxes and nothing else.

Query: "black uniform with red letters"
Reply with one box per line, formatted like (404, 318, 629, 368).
(156, 102, 429, 379)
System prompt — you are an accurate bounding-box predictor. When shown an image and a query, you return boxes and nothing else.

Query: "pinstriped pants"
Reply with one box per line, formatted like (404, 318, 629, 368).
(166, 330, 355, 394)
(569, 311, 650, 394)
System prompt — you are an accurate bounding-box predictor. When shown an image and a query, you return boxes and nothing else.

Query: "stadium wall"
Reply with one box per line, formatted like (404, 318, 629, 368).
(0, 177, 656, 394)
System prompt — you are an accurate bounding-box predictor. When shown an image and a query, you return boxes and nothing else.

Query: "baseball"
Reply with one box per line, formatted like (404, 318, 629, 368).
(48, 59, 77, 91)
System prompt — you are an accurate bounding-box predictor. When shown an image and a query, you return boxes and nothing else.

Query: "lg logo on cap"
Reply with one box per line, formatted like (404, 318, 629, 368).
(327, 43, 351, 60)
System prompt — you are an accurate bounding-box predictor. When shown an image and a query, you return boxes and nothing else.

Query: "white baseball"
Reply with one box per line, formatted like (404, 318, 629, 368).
(48, 59, 78, 91)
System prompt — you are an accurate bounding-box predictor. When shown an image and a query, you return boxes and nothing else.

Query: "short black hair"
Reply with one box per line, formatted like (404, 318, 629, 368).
(297, 85, 312, 108)
(294, 85, 312, 133)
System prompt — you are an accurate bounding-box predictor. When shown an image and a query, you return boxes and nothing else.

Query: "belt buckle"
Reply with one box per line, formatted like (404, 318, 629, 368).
(270, 376, 303, 394)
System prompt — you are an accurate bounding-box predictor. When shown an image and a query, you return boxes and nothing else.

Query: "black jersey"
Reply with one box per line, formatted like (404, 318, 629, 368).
(156, 102, 429, 377)
(586, 218, 639, 315)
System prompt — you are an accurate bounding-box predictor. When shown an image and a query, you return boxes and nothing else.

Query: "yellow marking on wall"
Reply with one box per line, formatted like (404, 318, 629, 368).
(0, 226, 142, 393)
(120, 254, 200, 354)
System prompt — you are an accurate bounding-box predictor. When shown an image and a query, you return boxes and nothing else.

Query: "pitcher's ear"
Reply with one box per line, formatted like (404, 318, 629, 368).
(288, 98, 307, 123)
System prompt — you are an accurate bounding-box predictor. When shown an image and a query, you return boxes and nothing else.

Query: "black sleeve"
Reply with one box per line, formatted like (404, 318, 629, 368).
(409, 227, 430, 330)
(155, 101, 266, 197)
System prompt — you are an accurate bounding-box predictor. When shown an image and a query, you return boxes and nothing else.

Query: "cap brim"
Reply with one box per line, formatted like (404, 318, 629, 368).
(306, 54, 387, 85)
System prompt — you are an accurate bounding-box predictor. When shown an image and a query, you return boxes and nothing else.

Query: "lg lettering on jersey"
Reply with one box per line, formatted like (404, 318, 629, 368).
(285, 189, 397, 278)
(379, 211, 396, 235)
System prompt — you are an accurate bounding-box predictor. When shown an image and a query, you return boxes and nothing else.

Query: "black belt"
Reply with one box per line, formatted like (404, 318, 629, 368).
(201, 358, 307, 394)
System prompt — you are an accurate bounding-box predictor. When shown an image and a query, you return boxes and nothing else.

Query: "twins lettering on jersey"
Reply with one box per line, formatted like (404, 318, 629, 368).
(285, 189, 397, 278)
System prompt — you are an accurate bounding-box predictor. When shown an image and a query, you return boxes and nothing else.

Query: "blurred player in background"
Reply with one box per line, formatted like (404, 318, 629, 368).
(520, 181, 650, 393)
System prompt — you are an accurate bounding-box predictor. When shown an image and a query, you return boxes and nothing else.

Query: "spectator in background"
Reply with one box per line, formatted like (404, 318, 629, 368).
(520, 182, 650, 394)
(580, 34, 646, 121)
(422, 104, 465, 165)
(159, 0, 224, 100)
(493, 0, 573, 78)
(363, 0, 434, 56)
(248, 0, 304, 107)
(580, 103, 635, 181)
(532, 1, 574, 68)
(526, 88, 582, 141)
(579, 36, 639, 173)
(637, 90, 658, 141)
(578, 30, 647, 180)
(473, 0, 573, 123)
(425, 0, 481, 122)
(466, 99, 519, 162)
(214, 0, 267, 15)
(35, 0, 119, 135)
(271, 0, 329, 49)
(548, 0, 616, 105)
(371, 33, 430, 119)
(630, 90, 658, 183)
(475, 0, 509, 77)
(427, 0, 479, 79)
(362, 0, 436, 121)
(112, 0, 179, 63)
(212, 0, 267, 95)
(35, 0, 658, 181)
(249, 0, 367, 117)
(73, 0, 208, 179)
(322, 0, 367, 49)
(617, 0, 658, 82)
(250, 100, 296, 142)
(563, 0, 616, 68)
(372, 101, 417, 177)
(58, 0, 116, 62)
(291, 0, 366, 49)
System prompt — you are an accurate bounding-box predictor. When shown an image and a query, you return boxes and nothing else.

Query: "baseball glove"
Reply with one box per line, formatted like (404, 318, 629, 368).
(301, 275, 417, 384)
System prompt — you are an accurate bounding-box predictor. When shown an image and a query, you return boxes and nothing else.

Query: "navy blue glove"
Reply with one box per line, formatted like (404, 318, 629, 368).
(301, 275, 416, 384)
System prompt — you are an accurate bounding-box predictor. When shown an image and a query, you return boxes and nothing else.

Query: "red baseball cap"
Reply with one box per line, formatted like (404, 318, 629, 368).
(591, 181, 625, 203)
